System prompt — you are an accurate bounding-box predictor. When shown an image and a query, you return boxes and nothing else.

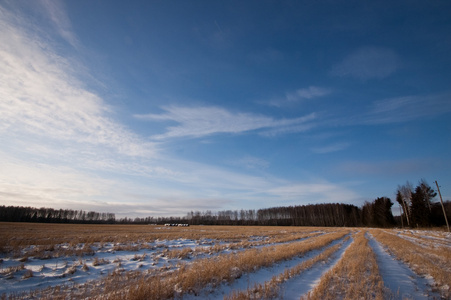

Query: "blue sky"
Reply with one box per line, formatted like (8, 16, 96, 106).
(1, 0, 450, 218)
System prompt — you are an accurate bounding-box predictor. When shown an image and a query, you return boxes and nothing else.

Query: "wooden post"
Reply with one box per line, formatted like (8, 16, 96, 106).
(435, 181, 450, 232)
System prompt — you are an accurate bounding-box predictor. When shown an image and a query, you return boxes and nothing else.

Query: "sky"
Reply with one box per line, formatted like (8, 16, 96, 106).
(1, 0, 450, 218)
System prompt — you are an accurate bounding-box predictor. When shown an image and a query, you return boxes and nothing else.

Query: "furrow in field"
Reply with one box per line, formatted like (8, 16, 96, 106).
(0, 231, 325, 295)
(95, 230, 350, 299)
(299, 231, 385, 300)
(388, 229, 451, 250)
(220, 233, 352, 300)
(0, 229, 349, 299)
(369, 229, 448, 299)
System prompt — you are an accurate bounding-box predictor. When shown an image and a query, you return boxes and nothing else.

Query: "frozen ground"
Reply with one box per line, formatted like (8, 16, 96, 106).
(0, 231, 322, 295)
(367, 233, 442, 299)
(279, 235, 352, 299)
(389, 229, 451, 249)
(1, 228, 448, 299)
(183, 234, 352, 299)
(0, 238, 202, 294)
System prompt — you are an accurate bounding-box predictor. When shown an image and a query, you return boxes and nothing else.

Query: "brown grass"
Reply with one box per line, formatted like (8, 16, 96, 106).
(0, 223, 331, 248)
(0, 222, 334, 258)
(0, 224, 347, 300)
(394, 229, 451, 249)
(304, 231, 385, 300)
(225, 236, 350, 299)
(92, 257, 110, 266)
(104, 230, 349, 300)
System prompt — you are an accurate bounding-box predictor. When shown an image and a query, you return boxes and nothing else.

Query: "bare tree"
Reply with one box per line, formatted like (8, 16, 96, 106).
(397, 181, 413, 226)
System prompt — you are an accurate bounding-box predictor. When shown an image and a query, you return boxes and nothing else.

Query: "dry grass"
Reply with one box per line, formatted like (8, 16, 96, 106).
(21, 269, 33, 279)
(0, 222, 333, 258)
(394, 230, 451, 249)
(92, 257, 110, 266)
(304, 231, 385, 300)
(0, 223, 329, 248)
(370, 229, 451, 298)
(225, 236, 350, 299)
(2, 225, 447, 300)
(103, 230, 350, 300)
(0, 224, 347, 300)
(0, 222, 333, 259)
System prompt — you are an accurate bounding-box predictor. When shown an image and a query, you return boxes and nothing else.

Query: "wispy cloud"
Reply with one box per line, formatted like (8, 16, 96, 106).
(0, 5, 153, 157)
(311, 142, 350, 154)
(227, 156, 270, 170)
(267, 86, 331, 107)
(39, 0, 79, 48)
(330, 46, 400, 80)
(0, 152, 233, 217)
(266, 181, 360, 204)
(334, 159, 440, 176)
(364, 93, 451, 124)
(135, 106, 316, 140)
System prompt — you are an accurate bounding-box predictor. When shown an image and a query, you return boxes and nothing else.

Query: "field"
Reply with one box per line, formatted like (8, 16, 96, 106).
(0, 223, 450, 299)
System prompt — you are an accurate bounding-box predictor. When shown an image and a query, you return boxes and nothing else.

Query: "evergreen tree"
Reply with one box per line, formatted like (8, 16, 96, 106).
(419, 179, 437, 212)
(373, 197, 395, 227)
(410, 185, 429, 227)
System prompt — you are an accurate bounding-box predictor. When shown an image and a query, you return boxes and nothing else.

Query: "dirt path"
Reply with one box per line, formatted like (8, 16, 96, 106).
(367, 233, 440, 299)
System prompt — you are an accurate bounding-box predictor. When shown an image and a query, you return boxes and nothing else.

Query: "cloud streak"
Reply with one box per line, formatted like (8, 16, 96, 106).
(135, 106, 316, 140)
(39, 0, 80, 48)
(267, 86, 331, 107)
(0, 6, 153, 157)
(311, 142, 350, 154)
(331, 46, 400, 80)
(364, 93, 451, 124)
(335, 159, 440, 176)
(266, 181, 360, 205)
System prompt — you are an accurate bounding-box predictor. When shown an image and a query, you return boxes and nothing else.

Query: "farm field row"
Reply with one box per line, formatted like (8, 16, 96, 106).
(0, 223, 450, 299)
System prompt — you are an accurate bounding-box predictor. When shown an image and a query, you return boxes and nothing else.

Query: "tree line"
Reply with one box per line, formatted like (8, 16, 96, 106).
(0, 206, 116, 224)
(1, 179, 449, 228)
(186, 203, 361, 227)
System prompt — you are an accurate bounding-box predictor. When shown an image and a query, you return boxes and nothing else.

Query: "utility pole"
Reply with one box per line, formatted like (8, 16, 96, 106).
(435, 180, 450, 232)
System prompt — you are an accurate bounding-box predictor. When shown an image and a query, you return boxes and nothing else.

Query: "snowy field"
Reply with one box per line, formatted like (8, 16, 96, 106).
(0, 223, 450, 299)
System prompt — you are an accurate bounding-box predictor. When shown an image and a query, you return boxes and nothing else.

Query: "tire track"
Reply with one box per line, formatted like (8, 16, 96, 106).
(367, 233, 441, 299)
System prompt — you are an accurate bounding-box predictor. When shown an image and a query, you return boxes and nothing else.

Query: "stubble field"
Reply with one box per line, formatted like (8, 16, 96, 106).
(0, 222, 450, 299)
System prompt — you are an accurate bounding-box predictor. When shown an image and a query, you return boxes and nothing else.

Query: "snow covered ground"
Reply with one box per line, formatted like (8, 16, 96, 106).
(0, 230, 322, 295)
(1, 227, 449, 299)
(183, 234, 352, 299)
(367, 233, 442, 299)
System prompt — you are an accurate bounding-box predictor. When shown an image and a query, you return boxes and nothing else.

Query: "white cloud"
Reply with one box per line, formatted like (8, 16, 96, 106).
(0, 2, 367, 218)
(331, 46, 399, 80)
(267, 86, 331, 107)
(0, 153, 234, 217)
(39, 0, 79, 48)
(135, 106, 316, 140)
(0, 5, 154, 157)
